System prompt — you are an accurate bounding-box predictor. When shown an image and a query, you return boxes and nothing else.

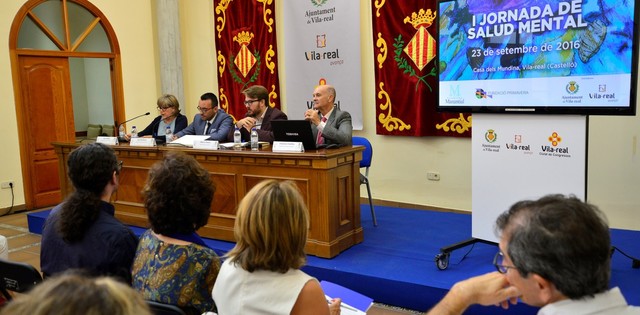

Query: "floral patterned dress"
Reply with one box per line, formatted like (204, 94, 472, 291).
(131, 230, 221, 315)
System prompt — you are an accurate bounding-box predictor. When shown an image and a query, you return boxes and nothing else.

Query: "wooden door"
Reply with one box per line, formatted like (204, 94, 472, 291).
(18, 56, 75, 208)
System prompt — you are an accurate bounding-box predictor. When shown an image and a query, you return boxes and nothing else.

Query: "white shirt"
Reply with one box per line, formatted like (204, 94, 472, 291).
(538, 287, 640, 315)
(212, 259, 316, 315)
(317, 107, 334, 132)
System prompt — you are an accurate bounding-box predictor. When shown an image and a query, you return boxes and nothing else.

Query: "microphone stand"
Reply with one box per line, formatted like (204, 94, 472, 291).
(117, 112, 150, 141)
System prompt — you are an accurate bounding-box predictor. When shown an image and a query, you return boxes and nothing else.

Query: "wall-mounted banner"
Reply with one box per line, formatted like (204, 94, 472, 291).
(213, 0, 281, 122)
(372, 0, 471, 137)
(282, 0, 362, 130)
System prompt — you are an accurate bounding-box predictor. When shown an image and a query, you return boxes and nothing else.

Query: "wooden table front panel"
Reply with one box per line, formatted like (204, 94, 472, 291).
(53, 143, 364, 258)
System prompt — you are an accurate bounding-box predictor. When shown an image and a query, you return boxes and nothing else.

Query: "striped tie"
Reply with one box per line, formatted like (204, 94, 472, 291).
(316, 116, 327, 145)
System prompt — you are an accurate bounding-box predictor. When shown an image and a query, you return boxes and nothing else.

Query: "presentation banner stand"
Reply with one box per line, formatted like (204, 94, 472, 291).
(435, 114, 587, 270)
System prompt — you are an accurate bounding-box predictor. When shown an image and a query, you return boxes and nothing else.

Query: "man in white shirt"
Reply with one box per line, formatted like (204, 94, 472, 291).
(426, 195, 640, 315)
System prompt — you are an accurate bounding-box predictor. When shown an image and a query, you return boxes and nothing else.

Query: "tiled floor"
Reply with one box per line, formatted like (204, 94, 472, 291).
(1, 210, 41, 271)
(0, 211, 423, 315)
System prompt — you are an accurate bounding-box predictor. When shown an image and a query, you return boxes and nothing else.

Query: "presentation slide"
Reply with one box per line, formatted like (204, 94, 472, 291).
(438, 0, 636, 109)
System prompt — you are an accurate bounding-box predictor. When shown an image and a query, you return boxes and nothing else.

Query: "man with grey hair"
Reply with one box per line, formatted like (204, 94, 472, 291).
(426, 194, 640, 315)
(304, 84, 352, 147)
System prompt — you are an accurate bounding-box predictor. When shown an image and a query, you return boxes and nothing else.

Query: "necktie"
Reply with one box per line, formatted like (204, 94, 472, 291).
(316, 116, 327, 145)
(204, 122, 211, 135)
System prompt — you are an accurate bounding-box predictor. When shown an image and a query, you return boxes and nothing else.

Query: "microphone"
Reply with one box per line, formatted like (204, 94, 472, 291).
(117, 112, 150, 141)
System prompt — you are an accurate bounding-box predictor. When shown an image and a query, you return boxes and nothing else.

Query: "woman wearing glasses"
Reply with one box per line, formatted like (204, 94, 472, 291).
(125, 94, 187, 142)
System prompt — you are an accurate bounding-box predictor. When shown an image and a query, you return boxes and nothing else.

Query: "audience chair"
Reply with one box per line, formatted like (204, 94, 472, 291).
(353, 136, 377, 226)
(146, 300, 187, 315)
(0, 260, 43, 301)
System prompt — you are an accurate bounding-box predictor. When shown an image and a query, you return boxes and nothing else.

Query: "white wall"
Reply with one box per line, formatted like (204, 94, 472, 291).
(1, 0, 638, 231)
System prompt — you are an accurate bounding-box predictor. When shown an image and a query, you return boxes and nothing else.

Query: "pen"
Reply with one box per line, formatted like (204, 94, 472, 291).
(327, 298, 359, 312)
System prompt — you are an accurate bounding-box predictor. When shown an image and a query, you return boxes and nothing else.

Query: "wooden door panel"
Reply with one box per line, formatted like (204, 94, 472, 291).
(19, 56, 75, 208)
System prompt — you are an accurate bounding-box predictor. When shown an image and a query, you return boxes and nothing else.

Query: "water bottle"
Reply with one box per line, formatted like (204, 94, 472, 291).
(165, 126, 172, 143)
(118, 124, 125, 139)
(233, 127, 242, 150)
(250, 127, 259, 151)
(130, 126, 138, 138)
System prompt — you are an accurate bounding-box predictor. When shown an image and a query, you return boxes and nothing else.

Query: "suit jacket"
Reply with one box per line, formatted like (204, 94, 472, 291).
(227, 106, 288, 143)
(137, 113, 187, 138)
(175, 110, 233, 141)
(312, 107, 353, 146)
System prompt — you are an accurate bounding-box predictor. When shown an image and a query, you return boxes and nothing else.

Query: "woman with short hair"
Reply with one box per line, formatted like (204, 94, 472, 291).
(131, 152, 220, 315)
(126, 94, 187, 141)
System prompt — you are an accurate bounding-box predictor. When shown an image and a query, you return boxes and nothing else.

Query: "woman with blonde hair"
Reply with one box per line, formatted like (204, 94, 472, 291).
(126, 94, 187, 142)
(212, 179, 341, 315)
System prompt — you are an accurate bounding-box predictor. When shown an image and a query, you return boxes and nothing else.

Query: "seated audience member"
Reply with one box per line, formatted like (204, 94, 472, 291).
(0, 272, 151, 315)
(173, 92, 233, 142)
(304, 84, 352, 147)
(131, 152, 220, 315)
(0, 236, 7, 306)
(0, 235, 7, 260)
(228, 85, 287, 143)
(426, 194, 640, 315)
(41, 143, 137, 282)
(212, 179, 341, 315)
(126, 94, 187, 141)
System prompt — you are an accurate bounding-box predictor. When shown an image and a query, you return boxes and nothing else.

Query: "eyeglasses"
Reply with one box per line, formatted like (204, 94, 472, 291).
(116, 160, 124, 173)
(493, 252, 518, 274)
(197, 106, 213, 112)
(243, 99, 260, 106)
(157, 106, 171, 111)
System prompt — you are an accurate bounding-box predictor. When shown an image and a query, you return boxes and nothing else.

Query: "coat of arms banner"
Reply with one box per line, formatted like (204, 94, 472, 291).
(371, 0, 471, 137)
(213, 0, 281, 121)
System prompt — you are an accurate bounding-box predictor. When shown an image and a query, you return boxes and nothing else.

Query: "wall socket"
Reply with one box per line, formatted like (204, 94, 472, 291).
(1, 181, 14, 189)
(427, 172, 440, 181)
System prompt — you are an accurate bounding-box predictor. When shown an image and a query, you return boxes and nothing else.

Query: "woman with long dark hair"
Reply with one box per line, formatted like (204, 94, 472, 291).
(41, 143, 137, 282)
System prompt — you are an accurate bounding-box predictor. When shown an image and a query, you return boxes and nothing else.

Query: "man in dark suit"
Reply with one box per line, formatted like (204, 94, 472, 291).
(174, 92, 233, 142)
(229, 85, 287, 143)
(304, 84, 352, 147)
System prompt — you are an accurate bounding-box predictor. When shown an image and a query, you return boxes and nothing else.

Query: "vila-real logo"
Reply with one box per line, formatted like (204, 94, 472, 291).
(541, 131, 569, 156)
(548, 131, 562, 146)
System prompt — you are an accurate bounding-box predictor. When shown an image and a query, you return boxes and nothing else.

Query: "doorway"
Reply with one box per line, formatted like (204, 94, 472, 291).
(9, 0, 125, 209)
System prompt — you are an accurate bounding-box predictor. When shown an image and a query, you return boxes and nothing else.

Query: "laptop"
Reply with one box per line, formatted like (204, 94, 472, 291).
(271, 120, 322, 150)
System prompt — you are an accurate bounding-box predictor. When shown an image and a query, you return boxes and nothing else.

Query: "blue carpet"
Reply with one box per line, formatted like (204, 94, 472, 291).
(28, 205, 640, 314)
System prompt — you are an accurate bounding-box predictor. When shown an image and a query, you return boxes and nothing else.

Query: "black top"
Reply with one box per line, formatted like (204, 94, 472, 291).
(40, 201, 138, 282)
(137, 113, 188, 138)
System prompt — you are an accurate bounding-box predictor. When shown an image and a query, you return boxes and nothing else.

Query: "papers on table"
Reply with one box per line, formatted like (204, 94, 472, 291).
(166, 135, 211, 147)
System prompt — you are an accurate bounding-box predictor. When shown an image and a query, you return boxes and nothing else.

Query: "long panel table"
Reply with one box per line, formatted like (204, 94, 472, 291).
(53, 142, 364, 258)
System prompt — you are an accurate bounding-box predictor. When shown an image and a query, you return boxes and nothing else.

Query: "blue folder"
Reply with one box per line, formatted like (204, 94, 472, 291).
(320, 280, 373, 312)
